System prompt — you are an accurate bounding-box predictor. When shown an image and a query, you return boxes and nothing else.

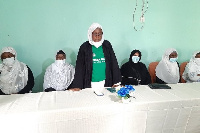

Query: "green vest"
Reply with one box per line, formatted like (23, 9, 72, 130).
(92, 45, 106, 82)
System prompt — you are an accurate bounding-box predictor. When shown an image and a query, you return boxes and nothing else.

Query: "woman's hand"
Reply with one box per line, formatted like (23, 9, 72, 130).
(112, 84, 119, 88)
(68, 88, 81, 91)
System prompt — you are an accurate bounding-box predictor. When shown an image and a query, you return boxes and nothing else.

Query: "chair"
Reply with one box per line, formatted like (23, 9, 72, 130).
(180, 62, 188, 83)
(148, 62, 159, 83)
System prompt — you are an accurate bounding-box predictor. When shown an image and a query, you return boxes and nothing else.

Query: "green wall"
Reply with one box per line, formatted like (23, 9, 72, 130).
(0, 0, 200, 92)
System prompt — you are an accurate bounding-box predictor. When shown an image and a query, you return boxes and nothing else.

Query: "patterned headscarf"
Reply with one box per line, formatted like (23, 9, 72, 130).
(43, 50, 75, 91)
(0, 47, 28, 94)
(182, 51, 200, 82)
(0, 47, 17, 58)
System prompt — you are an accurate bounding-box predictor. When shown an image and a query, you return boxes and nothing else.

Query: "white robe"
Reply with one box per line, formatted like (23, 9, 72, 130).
(156, 48, 180, 84)
(43, 62, 75, 91)
(0, 60, 28, 94)
(182, 51, 200, 82)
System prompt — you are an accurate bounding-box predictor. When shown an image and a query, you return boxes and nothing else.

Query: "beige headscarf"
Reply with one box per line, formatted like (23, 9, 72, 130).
(88, 23, 104, 48)
(156, 48, 180, 84)
(0, 47, 28, 94)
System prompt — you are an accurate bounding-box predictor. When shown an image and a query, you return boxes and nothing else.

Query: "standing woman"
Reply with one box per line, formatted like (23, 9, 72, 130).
(182, 51, 200, 82)
(156, 48, 180, 84)
(0, 47, 34, 95)
(121, 50, 151, 85)
(70, 23, 121, 91)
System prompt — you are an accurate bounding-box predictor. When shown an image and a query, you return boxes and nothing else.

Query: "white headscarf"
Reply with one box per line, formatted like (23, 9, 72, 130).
(88, 23, 104, 48)
(182, 51, 200, 82)
(0, 47, 17, 57)
(156, 48, 180, 84)
(0, 47, 28, 94)
(43, 51, 75, 91)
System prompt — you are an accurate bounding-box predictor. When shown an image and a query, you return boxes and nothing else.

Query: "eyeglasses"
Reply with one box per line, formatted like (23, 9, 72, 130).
(92, 32, 103, 37)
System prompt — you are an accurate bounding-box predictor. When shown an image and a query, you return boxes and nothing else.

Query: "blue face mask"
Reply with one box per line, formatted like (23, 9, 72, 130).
(132, 56, 140, 63)
(169, 57, 178, 63)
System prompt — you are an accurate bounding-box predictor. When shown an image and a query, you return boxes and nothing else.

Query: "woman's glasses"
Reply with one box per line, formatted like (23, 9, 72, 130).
(92, 32, 103, 37)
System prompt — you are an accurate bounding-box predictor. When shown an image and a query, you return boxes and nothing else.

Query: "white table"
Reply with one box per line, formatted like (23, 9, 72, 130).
(0, 83, 200, 133)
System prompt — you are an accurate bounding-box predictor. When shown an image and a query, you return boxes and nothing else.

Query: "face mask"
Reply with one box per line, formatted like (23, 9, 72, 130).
(132, 56, 140, 63)
(92, 41, 102, 48)
(169, 57, 178, 63)
(55, 59, 65, 67)
(194, 58, 200, 66)
(3, 57, 15, 67)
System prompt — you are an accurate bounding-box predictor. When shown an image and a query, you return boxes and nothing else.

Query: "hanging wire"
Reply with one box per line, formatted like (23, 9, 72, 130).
(133, 0, 149, 31)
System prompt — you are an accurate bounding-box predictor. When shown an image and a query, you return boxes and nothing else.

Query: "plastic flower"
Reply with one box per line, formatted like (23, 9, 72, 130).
(117, 85, 135, 99)
(125, 85, 135, 91)
(117, 87, 129, 97)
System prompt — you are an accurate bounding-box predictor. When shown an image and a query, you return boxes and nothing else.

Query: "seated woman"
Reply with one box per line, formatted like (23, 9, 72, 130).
(120, 50, 151, 85)
(0, 47, 34, 95)
(43, 50, 75, 92)
(182, 51, 200, 82)
(156, 48, 180, 84)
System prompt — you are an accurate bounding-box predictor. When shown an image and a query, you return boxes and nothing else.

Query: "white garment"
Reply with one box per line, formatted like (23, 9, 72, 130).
(0, 64, 3, 72)
(87, 23, 105, 48)
(182, 51, 200, 82)
(43, 61, 75, 91)
(3, 57, 15, 67)
(0, 61, 28, 94)
(156, 48, 180, 84)
(91, 80, 105, 92)
(0, 47, 28, 94)
(54, 59, 66, 69)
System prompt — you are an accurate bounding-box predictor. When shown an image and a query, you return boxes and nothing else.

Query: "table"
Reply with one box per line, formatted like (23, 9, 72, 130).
(0, 83, 200, 133)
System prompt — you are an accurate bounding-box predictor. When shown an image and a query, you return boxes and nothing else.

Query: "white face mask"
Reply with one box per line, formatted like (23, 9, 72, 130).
(3, 57, 15, 67)
(132, 56, 140, 63)
(92, 41, 102, 48)
(55, 59, 65, 67)
(194, 58, 200, 66)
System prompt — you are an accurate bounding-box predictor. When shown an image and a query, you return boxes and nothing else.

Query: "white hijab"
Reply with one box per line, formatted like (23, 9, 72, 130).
(182, 51, 200, 82)
(88, 23, 104, 48)
(43, 53, 75, 91)
(156, 48, 180, 84)
(0, 47, 28, 94)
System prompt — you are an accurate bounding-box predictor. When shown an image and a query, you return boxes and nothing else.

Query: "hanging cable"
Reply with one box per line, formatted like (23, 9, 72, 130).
(133, 0, 149, 31)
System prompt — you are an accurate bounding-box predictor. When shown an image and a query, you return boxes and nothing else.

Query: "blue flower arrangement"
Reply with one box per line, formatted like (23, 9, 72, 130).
(117, 85, 135, 99)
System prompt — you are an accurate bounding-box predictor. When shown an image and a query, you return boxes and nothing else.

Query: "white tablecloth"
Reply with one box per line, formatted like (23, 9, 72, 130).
(0, 83, 200, 133)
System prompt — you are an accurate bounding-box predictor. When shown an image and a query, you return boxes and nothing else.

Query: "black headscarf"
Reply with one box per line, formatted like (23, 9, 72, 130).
(120, 49, 151, 85)
(57, 50, 65, 55)
(129, 49, 142, 62)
